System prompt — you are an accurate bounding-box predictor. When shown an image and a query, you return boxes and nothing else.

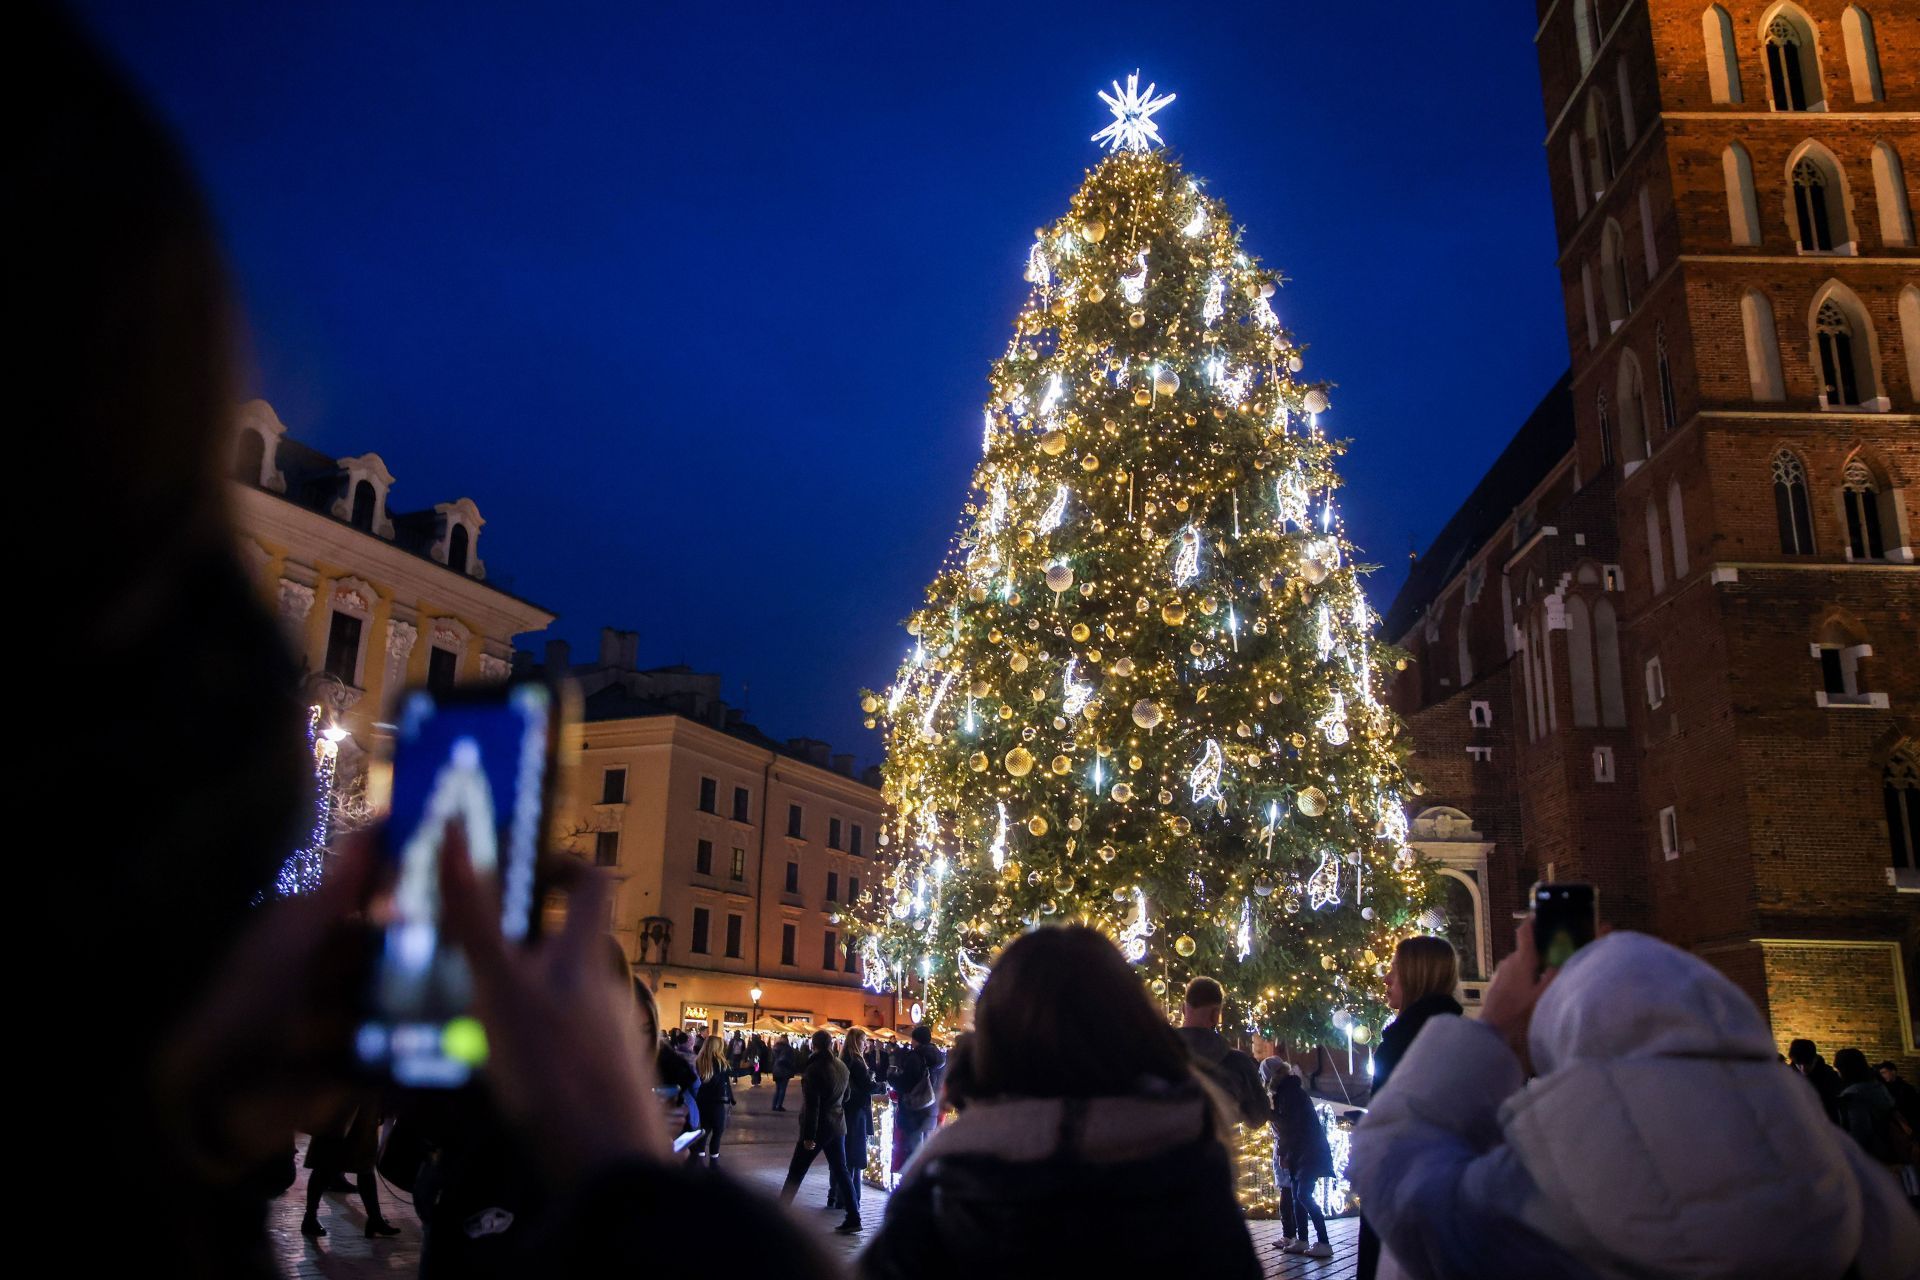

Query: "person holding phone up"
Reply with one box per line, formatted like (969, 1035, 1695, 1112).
(1347, 925, 1919, 1280)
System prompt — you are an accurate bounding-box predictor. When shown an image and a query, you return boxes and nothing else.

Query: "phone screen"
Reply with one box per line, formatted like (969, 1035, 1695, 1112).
(355, 682, 555, 1087)
(1532, 882, 1596, 972)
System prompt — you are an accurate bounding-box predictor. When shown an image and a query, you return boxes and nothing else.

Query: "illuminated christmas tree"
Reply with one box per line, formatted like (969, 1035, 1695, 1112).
(861, 75, 1437, 1050)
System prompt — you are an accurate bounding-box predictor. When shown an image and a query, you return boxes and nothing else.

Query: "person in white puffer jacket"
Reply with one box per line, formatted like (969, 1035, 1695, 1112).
(1349, 927, 1919, 1280)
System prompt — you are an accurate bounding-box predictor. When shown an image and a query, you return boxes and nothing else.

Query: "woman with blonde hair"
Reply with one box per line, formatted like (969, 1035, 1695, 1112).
(836, 1028, 877, 1222)
(1356, 933, 1460, 1279)
(692, 1032, 734, 1167)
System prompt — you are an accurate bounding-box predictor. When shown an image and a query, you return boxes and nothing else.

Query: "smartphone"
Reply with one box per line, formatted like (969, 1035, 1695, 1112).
(1531, 882, 1597, 973)
(355, 680, 563, 1087)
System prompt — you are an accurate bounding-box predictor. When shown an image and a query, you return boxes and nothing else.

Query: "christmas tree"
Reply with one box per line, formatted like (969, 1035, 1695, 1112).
(861, 75, 1436, 1050)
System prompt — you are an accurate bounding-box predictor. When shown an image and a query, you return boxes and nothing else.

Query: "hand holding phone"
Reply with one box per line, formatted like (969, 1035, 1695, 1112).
(1531, 882, 1597, 974)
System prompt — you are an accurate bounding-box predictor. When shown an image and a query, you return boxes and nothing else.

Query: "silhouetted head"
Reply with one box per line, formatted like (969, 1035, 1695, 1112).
(911, 1024, 933, 1047)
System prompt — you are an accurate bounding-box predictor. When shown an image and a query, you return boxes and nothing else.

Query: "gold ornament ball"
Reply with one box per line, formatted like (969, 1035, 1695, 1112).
(998, 705, 1014, 721)
(1198, 595, 1219, 616)
(1150, 978, 1168, 996)
(863, 716, 877, 729)
(1394, 657, 1409, 671)
(1297, 785, 1328, 817)
(1067, 815, 1082, 831)
(860, 693, 880, 713)
(1050, 754, 1072, 775)
(1173, 497, 1190, 512)
(1110, 656, 1135, 677)
(1052, 872, 1074, 893)
(1128, 754, 1144, 770)
(1320, 954, 1337, 971)
(1009, 653, 1029, 673)
(1269, 690, 1284, 705)
(1132, 387, 1152, 407)
(1289, 731, 1307, 749)
(1189, 640, 1205, 657)
(1157, 788, 1174, 804)
(970, 679, 991, 697)
(1016, 529, 1036, 549)
(1131, 699, 1163, 730)
(988, 628, 1003, 643)
(1161, 600, 1187, 625)
(1070, 622, 1091, 642)
(1111, 782, 1134, 802)
(1008, 592, 1022, 606)
(1261, 279, 1277, 298)
(1040, 428, 1068, 456)
(1081, 217, 1107, 243)
(1005, 747, 1035, 777)
(968, 751, 989, 773)
(1079, 582, 1095, 596)
(1086, 282, 1106, 304)
(1098, 843, 1117, 863)
(1080, 454, 1100, 472)
(1027, 815, 1049, 837)
(1174, 934, 1197, 958)
(967, 583, 989, 602)
(1049, 297, 1067, 318)
(1301, 557, 1330, 585)
(1128, 310, 1146, 329)
(1169, 816, 1192, 837)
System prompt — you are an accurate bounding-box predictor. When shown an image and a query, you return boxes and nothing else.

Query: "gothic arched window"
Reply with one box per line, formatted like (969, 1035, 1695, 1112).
(1843, 458, 1886, 559)
(1792, 157, 1839, 251)
(1817, 300, 1862, 405)
(1887, 743, 1918, 875)
(1656, 324, 1679, 432)
(1765, 14, 1819, 111)
(1772, 450, 1815, 554)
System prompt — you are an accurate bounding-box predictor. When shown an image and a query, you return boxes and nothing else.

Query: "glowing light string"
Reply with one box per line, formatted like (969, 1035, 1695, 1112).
(1189, 738, 1225, 806)
(1119, 888, 1152, 962)
(1038, 483, 1069, 534)
(1120, 252, 1149, 304)
(1062, 657, 1095, 718)
(1307, 848, 1342, 909)
(989, 802, 1009, 871)
(1092, 71, 1176, 153)
(1173, 525, 1202, 586)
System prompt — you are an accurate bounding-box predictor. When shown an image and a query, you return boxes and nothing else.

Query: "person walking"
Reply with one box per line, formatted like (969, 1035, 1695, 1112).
(1356, 934, 1461, 1279)
(839, 1028, 877, 1223)
(887, 1025, 947, 1164)
(1271, 1075, 1334, 1259)
(727, 1031, 746, 1078)
(1349, 928, 1920, 1280)
(771, 1037, 796, 1111)
(780, 1031, 859, 1235)
(301, 1099, 401, 1239)
(1175, 977, 1270, 1128)
(749, 1033, 768, 1087)
(693, 1033, 735, 1168)
(860, 926, 1259, 1279)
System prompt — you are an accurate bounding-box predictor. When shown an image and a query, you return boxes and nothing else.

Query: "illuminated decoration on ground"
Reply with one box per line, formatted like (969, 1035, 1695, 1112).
(1092, 71, 1176, 153)
(857, 80, 1439, 1051)
(264, 704, 342, 899)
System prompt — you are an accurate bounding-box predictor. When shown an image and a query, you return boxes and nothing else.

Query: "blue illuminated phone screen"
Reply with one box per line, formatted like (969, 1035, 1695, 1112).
(355, 684, 550, 1087)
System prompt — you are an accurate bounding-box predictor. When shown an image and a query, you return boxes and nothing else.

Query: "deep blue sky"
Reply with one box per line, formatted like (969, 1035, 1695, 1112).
(77, 1, 1567, 764)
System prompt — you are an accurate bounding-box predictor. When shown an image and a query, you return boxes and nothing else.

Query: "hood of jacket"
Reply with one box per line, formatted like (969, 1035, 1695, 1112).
(1502, 933, 1876, 1279)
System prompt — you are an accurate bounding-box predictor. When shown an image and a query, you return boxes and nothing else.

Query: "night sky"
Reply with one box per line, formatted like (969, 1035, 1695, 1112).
(76, 1, 1568, 764)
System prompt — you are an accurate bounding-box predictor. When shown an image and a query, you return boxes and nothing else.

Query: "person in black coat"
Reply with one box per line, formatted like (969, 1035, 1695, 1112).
(887, 1026, 948, 1162)
(1272, 1077, 1335, 1257)
(1356, 934, 1462, 1279)
(692, 1035, 735, 1167)
(861, 927, 1259, 1280)
(780, 1032, 859, 1233)
(771, 1038, 796, 1111)
(1789, 1038, 1845, 1122)
(834, 1029, 878, 1217)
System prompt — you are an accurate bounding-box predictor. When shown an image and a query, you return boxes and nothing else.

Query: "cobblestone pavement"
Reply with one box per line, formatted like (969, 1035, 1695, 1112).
(271, 1081, 1355, 1279)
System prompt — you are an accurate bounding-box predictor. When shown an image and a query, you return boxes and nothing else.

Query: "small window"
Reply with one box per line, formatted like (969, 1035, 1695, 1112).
(1773, 452, 1816, 554)
(1603, 564, 1624, 592)
(427, 646, 458, 693)
(447, 524, 470, 574)
(1469, 700, 1493, 728)
(1597, 390, 1615, 468)
(730, 847, 746, 881)
(696, 838, 714, 876)
(1817, 299, 1873, 409)
(324, 611, 363, 685)
(698, 777, 718, 814)
(849, 875, 860, 902)
(691, 907, 710, 955)
(732, 786, 751, 823)
(829, 817, 844, 850)
(1656, 325, 1678, 432)
(1792, 158, 1839, 252)
(601, 768, 627, 805)
(725, 913, 743, 959)
(845, 942, 859, 974)
(350, 480, 377, 532)
(595, 830, 620, 867)
(1645, 655, 1667, 709)
(1843, 459, 1887, 560)
(1659, 806, 1681, 860)
(785, 861, 799, 894)
(781, 924, 796, 966)
(1765, 15, 1818, 111)
(826, 871, 840, 902)
(822, 930, 838, 971)
(787, 803, 804, 839)
(1593, 745, 1616, 783)
(1885, 745, 1917, 873)
(851, 824, 864, 857)
(1818, 647, 1850, 695)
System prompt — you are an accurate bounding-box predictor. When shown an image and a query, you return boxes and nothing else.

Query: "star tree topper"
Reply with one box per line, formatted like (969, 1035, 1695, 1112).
(1093, 71, 1175, 153)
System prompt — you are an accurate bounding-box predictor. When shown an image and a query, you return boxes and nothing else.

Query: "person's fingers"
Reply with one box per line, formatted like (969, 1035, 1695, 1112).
(551, 867, 613, 985)
(439, 821, 511, 991)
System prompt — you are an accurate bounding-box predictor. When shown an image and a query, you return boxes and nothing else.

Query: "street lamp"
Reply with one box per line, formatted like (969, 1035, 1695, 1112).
(749, 985, 763, 1039)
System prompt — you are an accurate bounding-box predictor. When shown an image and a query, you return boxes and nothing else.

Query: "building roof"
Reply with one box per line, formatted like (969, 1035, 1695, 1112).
(1382, 372, 1575, 640)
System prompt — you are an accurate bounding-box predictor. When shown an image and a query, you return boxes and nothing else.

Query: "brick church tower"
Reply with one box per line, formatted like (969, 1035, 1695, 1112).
(1386, 2, 1916, 1065)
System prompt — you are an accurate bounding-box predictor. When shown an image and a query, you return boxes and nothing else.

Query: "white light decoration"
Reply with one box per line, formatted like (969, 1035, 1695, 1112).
(989, 801, 1009, 871)
(1119, 888, 1152, 962)
(1253, 293, 1280, 329)
(1379, 798, 1409, 845)
(1320, 692, 1349, 746)
(1275, 471, 1309, 527)
(921, 669, 955, 735)
(1203, 353, 1226, 385)
(931, 854, 949, 882)
(1352, 593, 1370, 630)
(1039, 372, 1065, 416)
(1316, 604, 1335, 660)
(986, 482, 1008, 533)
(1092, 71, 1176, 153)
(1184, 204, 1209, 238)
(958, 950, 991, 993)
(981, 407, 995, 454)
(1237, 897, 1254, 962)
(1172, 525, 1202, 586)
(1038, 483, 1069, 534)
(265, 705, 340, 899)
(1220, 366, 1252, 406)
(1307, 848, 1342, 909)
(861, 935, 892, 992)
(1203, 272, 1225, 327)
(1025, 241, 1050, 286)
(1189, 737, 1225, 806)
(1061, 657, 1095, 718)
(1120, 252, 1149, 304)
(1261, 798, 1282, 854)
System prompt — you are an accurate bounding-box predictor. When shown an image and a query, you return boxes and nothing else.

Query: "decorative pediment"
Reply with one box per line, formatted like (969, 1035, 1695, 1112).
(1410, 805, 1483, 842)
(330, 575, 379, 618)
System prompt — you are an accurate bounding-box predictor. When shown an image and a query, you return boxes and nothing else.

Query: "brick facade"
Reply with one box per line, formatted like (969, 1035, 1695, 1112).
(1385, 1, 1918, 1069)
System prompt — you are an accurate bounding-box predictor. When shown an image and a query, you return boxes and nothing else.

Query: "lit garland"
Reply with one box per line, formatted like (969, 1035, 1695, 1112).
(264, 704, 341, 899)
(853, 90, 1438, 1056)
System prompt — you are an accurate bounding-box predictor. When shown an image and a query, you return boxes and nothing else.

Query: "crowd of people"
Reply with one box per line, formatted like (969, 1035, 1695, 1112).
(45, 6, 1919, 1275)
